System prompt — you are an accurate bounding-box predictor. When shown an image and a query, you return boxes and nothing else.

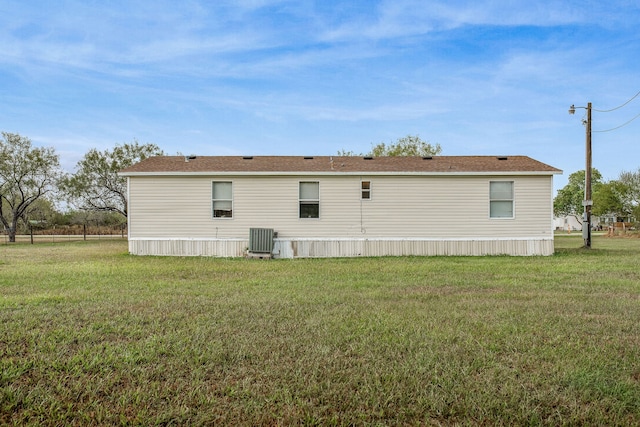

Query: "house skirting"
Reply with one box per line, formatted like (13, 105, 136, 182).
(128, 237, 554, 257)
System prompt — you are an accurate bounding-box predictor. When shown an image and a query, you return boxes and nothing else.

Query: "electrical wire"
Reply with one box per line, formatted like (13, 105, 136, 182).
(593, 89, 640, 112)
(594, 111, 640, 133)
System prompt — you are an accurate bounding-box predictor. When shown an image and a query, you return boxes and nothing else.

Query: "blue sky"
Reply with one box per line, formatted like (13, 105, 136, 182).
(1, 0, 639, 192)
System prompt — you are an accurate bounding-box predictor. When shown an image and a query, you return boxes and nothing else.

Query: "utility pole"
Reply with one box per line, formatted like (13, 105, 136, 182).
(569, 102, 593, 249)
(584, 102, 592, 249)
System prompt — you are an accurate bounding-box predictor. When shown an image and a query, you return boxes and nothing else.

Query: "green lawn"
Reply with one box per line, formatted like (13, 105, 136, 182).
(1, 236, 640, 425)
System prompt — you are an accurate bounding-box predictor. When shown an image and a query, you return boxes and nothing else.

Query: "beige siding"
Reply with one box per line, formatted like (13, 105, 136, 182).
(128, 174, 554, 241)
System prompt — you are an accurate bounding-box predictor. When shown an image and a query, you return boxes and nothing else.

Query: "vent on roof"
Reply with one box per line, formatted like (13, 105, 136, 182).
(184, 155, 197, 162)
(422, 156, 433, 160)
(304, 156, 314, 159)
(497, 156, 508, 160)
(242, 156, 253, 160)
(363, 156, 373, 160)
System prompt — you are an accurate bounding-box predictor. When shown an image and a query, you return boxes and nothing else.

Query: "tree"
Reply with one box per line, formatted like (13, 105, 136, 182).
(61, 141, 164, 218)
(339, 135, 442, 157)
(618, 169, 640, 207)
(592, 181, 625, 217)
(553, 169, 603, 217)
(22, 198, 59, 231)
(615, 169, 640, 223)
(0, 132, 62, 242)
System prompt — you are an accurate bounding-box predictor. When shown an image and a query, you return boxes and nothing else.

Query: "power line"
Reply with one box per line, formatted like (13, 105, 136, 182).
(593, 89, 640, 112)
(594, 111, 640, 133)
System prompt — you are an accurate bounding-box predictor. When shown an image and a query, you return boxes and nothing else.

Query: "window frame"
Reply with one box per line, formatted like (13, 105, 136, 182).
(489, 180, 515, 219)
(361, 180, 371, 200)
(299, 181, 320, 219)
(212, 181, 233, 219)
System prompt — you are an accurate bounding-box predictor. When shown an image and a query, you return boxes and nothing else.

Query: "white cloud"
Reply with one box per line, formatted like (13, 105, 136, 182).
(316, 0, 638, 43)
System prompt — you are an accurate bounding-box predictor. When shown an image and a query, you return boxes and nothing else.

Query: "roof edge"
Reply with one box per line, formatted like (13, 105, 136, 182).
(119, 170, 562, 177)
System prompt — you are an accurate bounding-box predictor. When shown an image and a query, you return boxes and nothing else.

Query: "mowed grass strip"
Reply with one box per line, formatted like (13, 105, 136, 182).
(1, 236, 639, 425)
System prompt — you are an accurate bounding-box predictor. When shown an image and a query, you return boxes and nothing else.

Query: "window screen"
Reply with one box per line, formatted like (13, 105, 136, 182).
(212, 181, 233, 218)
(299, 182, 319, 218)
(490, 181, 514, 218)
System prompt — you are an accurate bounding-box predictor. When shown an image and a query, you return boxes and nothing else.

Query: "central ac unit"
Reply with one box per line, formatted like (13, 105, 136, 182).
(249, 228, 275, 254)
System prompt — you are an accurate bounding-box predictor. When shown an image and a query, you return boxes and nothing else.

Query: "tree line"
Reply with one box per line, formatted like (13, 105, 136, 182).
(0, 132, 163, 242)
(554, 168, 640, 227)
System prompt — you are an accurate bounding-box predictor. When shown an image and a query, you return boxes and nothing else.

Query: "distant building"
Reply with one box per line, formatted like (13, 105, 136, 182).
(554, 215, 583, 231)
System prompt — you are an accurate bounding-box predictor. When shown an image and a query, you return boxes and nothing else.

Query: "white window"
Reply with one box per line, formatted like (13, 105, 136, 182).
(212, 181, 233, 218)
(361, 181, 371, 200)
(490, 181, 514, 218)
(299, 181, 319, 218)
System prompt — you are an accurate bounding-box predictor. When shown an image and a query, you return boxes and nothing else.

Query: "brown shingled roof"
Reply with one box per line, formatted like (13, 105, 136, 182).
(119, 155, 561, 175)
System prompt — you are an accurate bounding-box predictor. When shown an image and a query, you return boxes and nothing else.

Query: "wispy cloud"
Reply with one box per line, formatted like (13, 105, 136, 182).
(317, 0, 638, 43)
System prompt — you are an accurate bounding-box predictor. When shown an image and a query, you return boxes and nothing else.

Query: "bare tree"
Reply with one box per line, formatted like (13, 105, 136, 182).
(0, 132, 62, 242)
(61, 140, 164, 218)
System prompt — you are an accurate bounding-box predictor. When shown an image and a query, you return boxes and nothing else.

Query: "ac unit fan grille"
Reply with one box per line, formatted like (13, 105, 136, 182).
(249, 228, 274, 254)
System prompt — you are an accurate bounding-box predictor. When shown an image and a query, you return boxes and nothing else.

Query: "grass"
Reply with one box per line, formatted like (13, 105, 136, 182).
(1, 235, 640, 425)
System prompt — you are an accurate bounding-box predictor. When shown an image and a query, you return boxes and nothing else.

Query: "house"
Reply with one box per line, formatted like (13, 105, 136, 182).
(597, 213, 636, 233)
(554, 213, 636, 233)
(119, 155, 562, 258)
(554, 214, 583, 232)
